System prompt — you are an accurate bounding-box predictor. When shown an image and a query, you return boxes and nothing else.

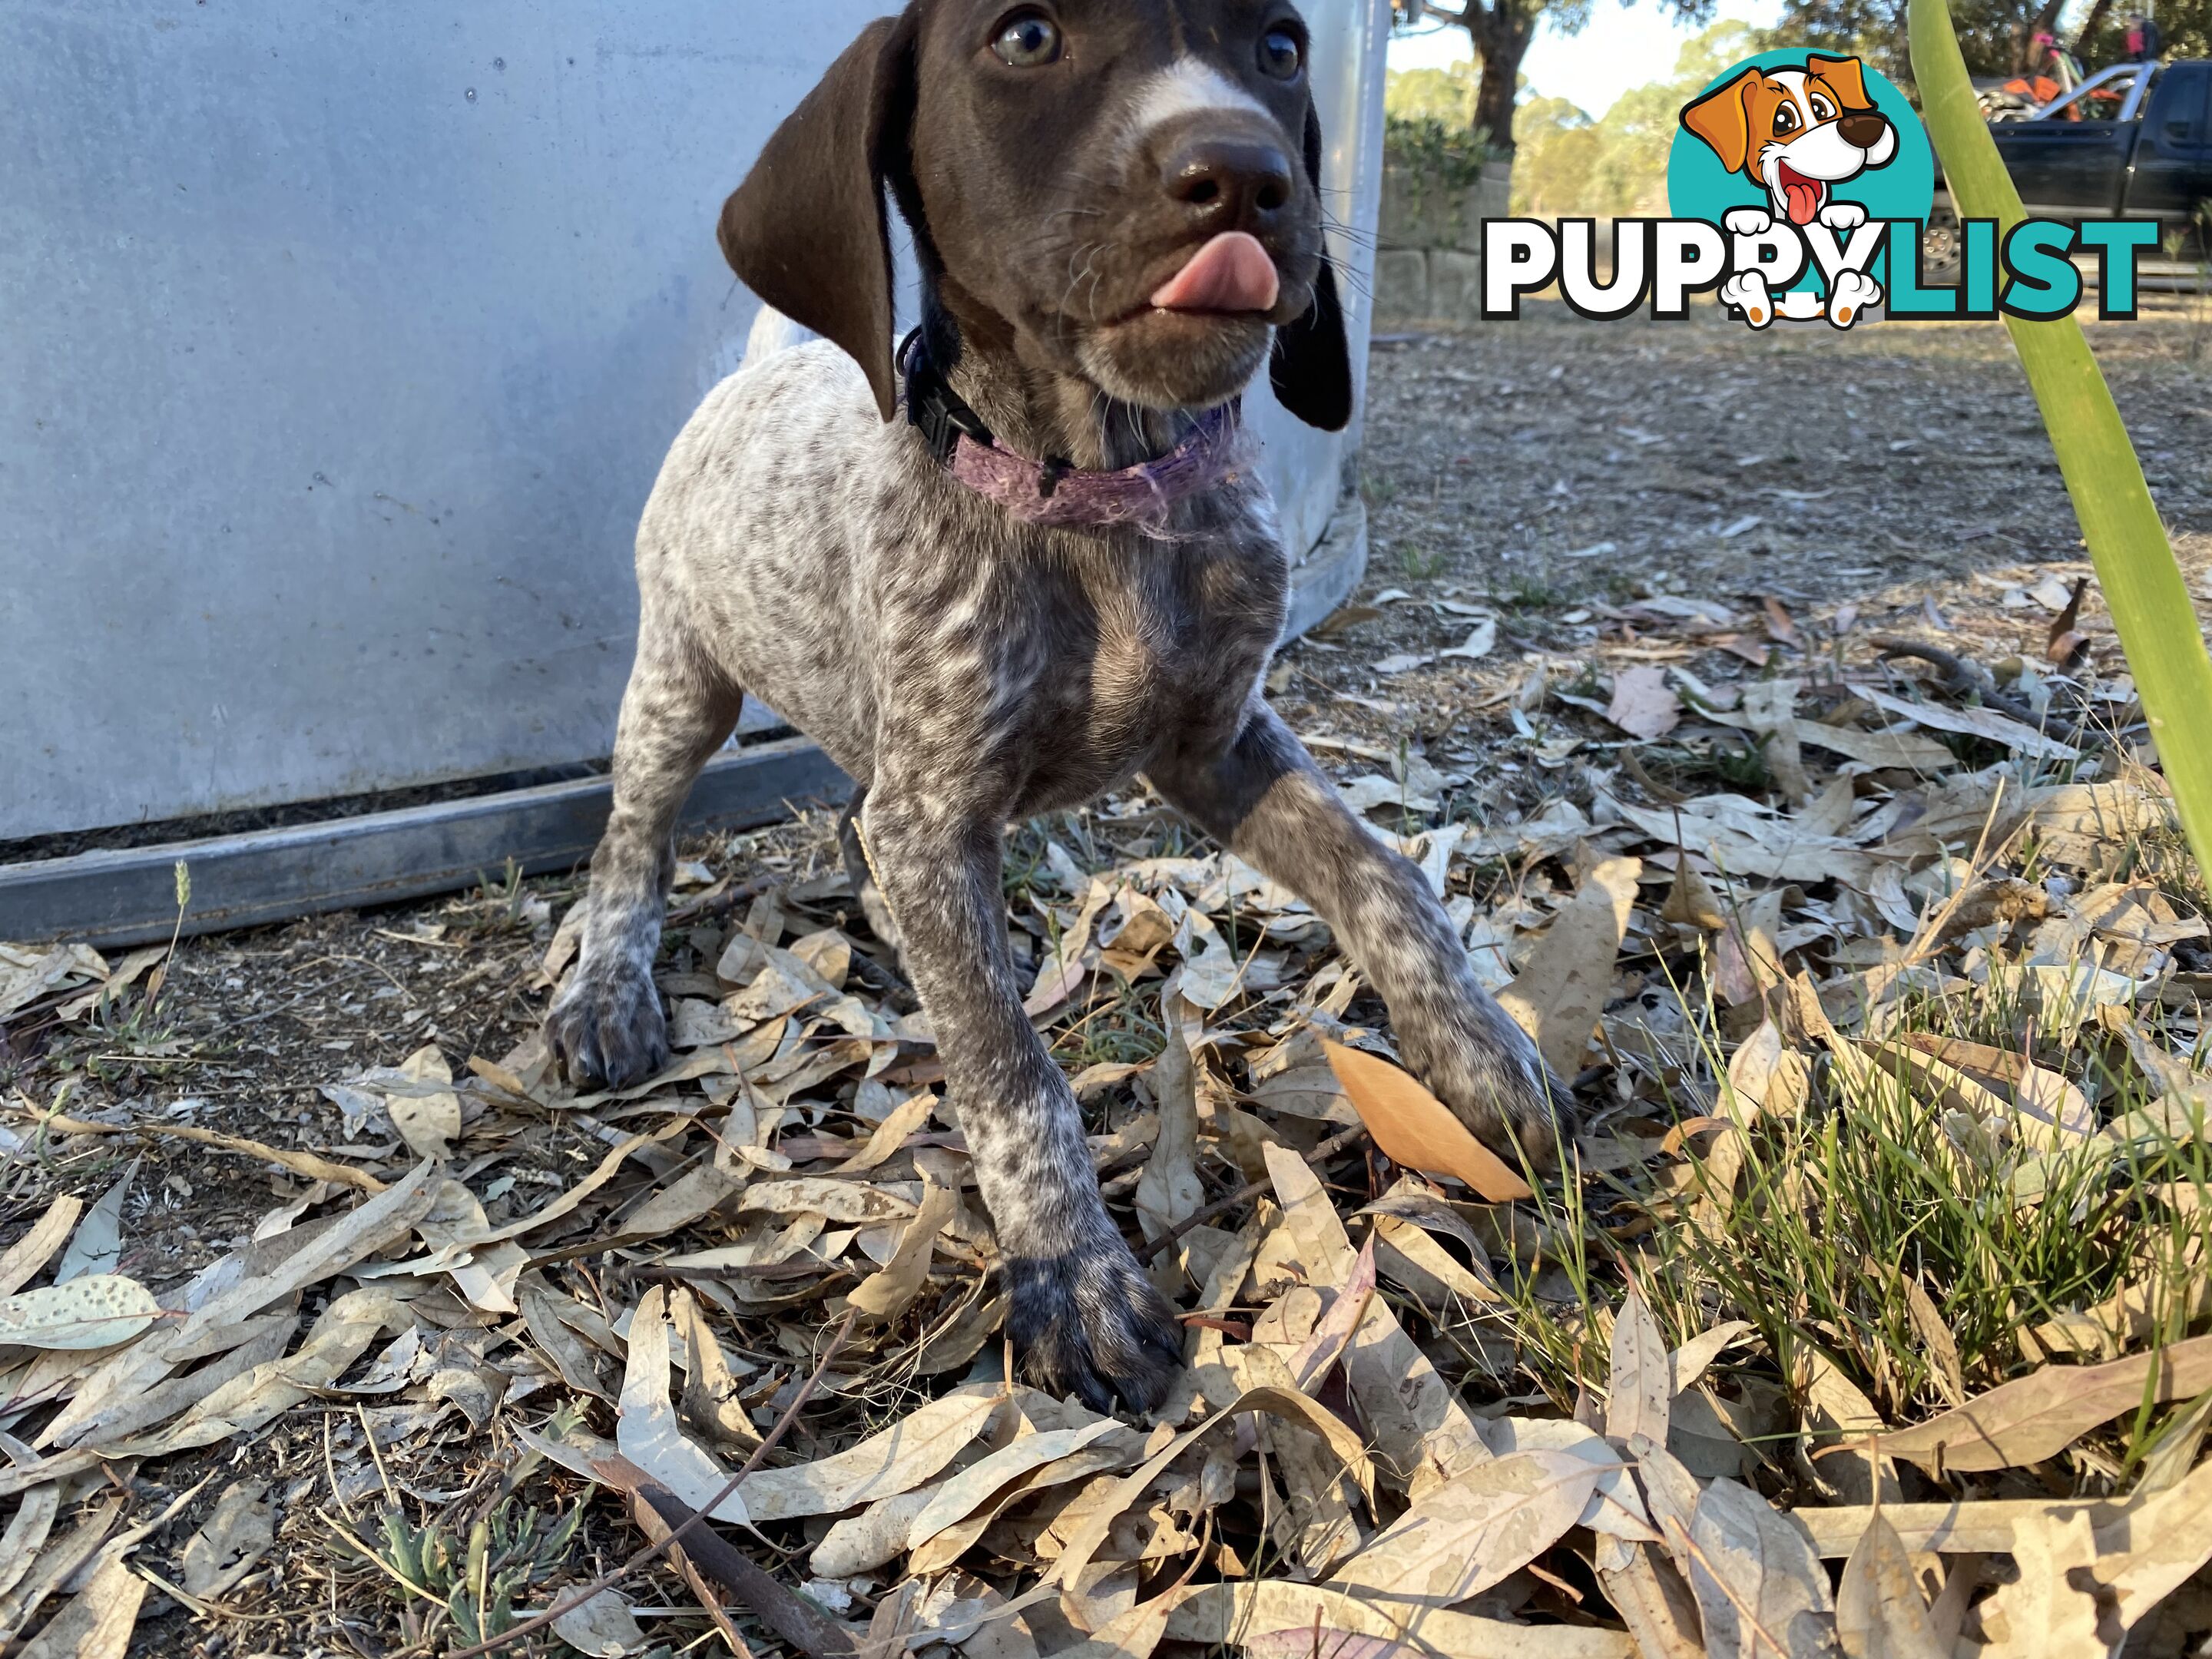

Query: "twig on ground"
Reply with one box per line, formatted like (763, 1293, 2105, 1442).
(1134, 1123, 1369, 1263)
(622, 1478, 857, 1659)
(1870, 634, 2048, 730)
(444, 1308, 859, 1659)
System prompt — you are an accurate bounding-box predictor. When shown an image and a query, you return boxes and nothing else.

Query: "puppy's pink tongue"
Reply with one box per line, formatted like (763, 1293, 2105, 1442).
(1783, 180, 1822, 225)
(1151, 232, 1280, 313)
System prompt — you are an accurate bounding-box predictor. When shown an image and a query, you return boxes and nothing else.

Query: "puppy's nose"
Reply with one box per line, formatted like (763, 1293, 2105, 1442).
(1161, 140, 1296, 233)
(1838, 111, 1889, 148)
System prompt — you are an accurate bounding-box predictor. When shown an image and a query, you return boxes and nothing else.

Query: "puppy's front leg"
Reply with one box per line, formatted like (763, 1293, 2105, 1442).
(861, 786, 1182, 1412)
(548, 621, 744, 1088)
(1152, 707, 1567, 1164)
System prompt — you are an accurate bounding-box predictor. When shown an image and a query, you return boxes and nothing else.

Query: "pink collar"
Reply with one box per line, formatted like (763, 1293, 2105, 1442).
(901, 329, 1247, 535)
(944, 406, 1244, 531)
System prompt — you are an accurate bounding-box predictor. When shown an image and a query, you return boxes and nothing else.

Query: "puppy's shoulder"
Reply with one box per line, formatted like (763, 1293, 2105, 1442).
(710, 339, 880, 445)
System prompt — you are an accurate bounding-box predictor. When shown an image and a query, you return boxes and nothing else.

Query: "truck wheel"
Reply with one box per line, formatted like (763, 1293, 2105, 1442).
(1922, 199, 1963, 286)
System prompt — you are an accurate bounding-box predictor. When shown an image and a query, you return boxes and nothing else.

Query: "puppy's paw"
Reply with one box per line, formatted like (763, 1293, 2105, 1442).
(1717, 272, 1775, 328)
(1723, 207, 1774, 237)
(1395, 995, 1571, 1174)
(1006, 1237, 1184, 1417)
(1826, 269, 1881, 328)
(547, 961, 669, 1090)
(1818, 200, 1868, 231)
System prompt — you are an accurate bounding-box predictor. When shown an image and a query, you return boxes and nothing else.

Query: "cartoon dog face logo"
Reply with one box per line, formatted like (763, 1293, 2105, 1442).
(1680, 55, 1897, 226)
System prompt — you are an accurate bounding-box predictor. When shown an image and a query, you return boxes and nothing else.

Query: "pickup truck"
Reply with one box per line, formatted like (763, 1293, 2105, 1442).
(1929, 58, 2212, 271)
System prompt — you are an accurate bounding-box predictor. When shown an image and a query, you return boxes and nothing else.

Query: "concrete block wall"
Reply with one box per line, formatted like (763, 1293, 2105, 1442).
(1373, 160, 1512, 326)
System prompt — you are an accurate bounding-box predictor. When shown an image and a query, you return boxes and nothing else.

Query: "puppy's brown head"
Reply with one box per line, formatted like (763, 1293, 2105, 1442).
(718, 2, 1351, 433)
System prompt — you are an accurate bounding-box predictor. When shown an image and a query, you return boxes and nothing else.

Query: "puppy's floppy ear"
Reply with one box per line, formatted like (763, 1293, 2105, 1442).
(1681, 69, 1760, 175)
(1269, 100, 1353, 433)
(719, 12, 919, 422)
(1807, 53, 1874, 110)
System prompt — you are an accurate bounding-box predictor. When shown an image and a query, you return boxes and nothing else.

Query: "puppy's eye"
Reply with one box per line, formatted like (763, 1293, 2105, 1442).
(992, 12, 1061, 68)
(1810, 93, 1836, 119)
(1259, 25, 1304, 79)
(1773, 104, 1799, 134)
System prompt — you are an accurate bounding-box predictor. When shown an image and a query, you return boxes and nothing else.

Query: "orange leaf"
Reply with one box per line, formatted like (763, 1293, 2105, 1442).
(1322, 1041, 1533, 1203)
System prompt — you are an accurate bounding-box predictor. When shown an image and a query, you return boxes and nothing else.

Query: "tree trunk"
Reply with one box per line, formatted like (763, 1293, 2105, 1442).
(1459, 1, 1538, 156)
(2014, 0, 2067, 73)
(2074, 0, 2118, 60)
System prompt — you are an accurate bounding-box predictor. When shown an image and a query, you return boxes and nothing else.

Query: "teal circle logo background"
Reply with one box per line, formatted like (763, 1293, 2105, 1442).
(1665, 51, 1935, 290)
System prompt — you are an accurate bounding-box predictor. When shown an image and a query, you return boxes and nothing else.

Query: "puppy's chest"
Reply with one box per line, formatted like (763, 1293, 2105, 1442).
(1018, 542, 1281, 784)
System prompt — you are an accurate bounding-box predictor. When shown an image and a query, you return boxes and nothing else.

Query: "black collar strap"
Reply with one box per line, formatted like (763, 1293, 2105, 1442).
(898, 328, 998, 466)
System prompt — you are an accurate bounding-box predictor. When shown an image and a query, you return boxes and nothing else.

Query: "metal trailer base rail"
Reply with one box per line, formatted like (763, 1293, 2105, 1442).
(2, 501, 1366, 950)
(0, 739, 850, 950)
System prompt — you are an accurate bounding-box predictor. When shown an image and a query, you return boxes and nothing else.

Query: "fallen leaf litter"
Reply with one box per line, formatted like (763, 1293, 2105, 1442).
(2, 316, 2211, 1655)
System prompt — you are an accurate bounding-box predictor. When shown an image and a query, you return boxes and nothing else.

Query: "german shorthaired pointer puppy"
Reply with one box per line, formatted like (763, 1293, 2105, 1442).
(548, 0, 1564, 1414)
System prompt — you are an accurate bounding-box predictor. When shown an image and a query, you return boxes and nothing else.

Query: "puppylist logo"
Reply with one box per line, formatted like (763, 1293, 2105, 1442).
(1481, 48, 2164, 329)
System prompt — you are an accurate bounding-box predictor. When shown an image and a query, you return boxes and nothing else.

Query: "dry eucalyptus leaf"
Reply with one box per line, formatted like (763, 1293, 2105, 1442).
(2140, 1385, 2212, 1494)
(0, 1279, 159, 1353)
(1263, 1144, 1489, 1488)
(831, 1093, 935, 1174)
(677, 1296, 758, 1453)
(905, 1421, 1124, 1556)
(1287, 1232, 1376, 1392)
(1320, 1041, 1531, 1202)
(740, 1389, 999, 1523)
(1669, 1322, 1754, 1396)
(1134, 988, 1205, 1246)
(616, 1286, 749, 1525)
(60, 1312, 295, 1455)
(1975, 1509, 2104, 1658)
(1608, 1285, 1669, 1449)
(120, 1290, 397, 1458)
(1861, 686, 2080, 763)
(846, 1181, 956, 1322)
(165, 1161, 439, 1362)
(0, 1495, 122, 1640)
(1878, 1331, 2212, 1472)
(2094, 1455, 2212, 1637)
(1477, 1416, 1654, 1542)
(549, 1588, 649, 1658)
(1608, 665, 1683, 740)
(15, 1555, 143, 1659)
(1599, 1542, 1704, 1659)
(1662, 856, 1728, 931)
(811, 1486, 945, 1580)
(909, 1439, 1137, 1578)
(390, 1045, 462, 1161)
(1497, 856, 1641, 1078)
(1686, 1478, 1842, 1659)
(1330, 1449, 1609, 1611)
(0, 1433, 58, 1605)
(1049, 1384, 1373, 1623)
(1902, 1279, 1967, 1408)
(179, 1480, 274, 1600)
(0, 1200, 82, 1298)
(739, 1179, 917, 1226)
(1800, 1351, 1896, 1507)
(53, 1162, 135, 1285)
(1154, 1580, 1637, 1658)
(1604, 791, 1874, 886)
(1835, 1508, 1946, 1659)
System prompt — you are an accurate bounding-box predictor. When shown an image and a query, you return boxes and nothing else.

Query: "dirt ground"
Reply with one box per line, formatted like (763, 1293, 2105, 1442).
(11, 296, 2212, 1654)
(1265, 294, 2212, 817)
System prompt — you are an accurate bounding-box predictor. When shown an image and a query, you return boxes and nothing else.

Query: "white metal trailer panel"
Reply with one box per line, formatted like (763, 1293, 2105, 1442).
(2, 1, 1387, 936)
